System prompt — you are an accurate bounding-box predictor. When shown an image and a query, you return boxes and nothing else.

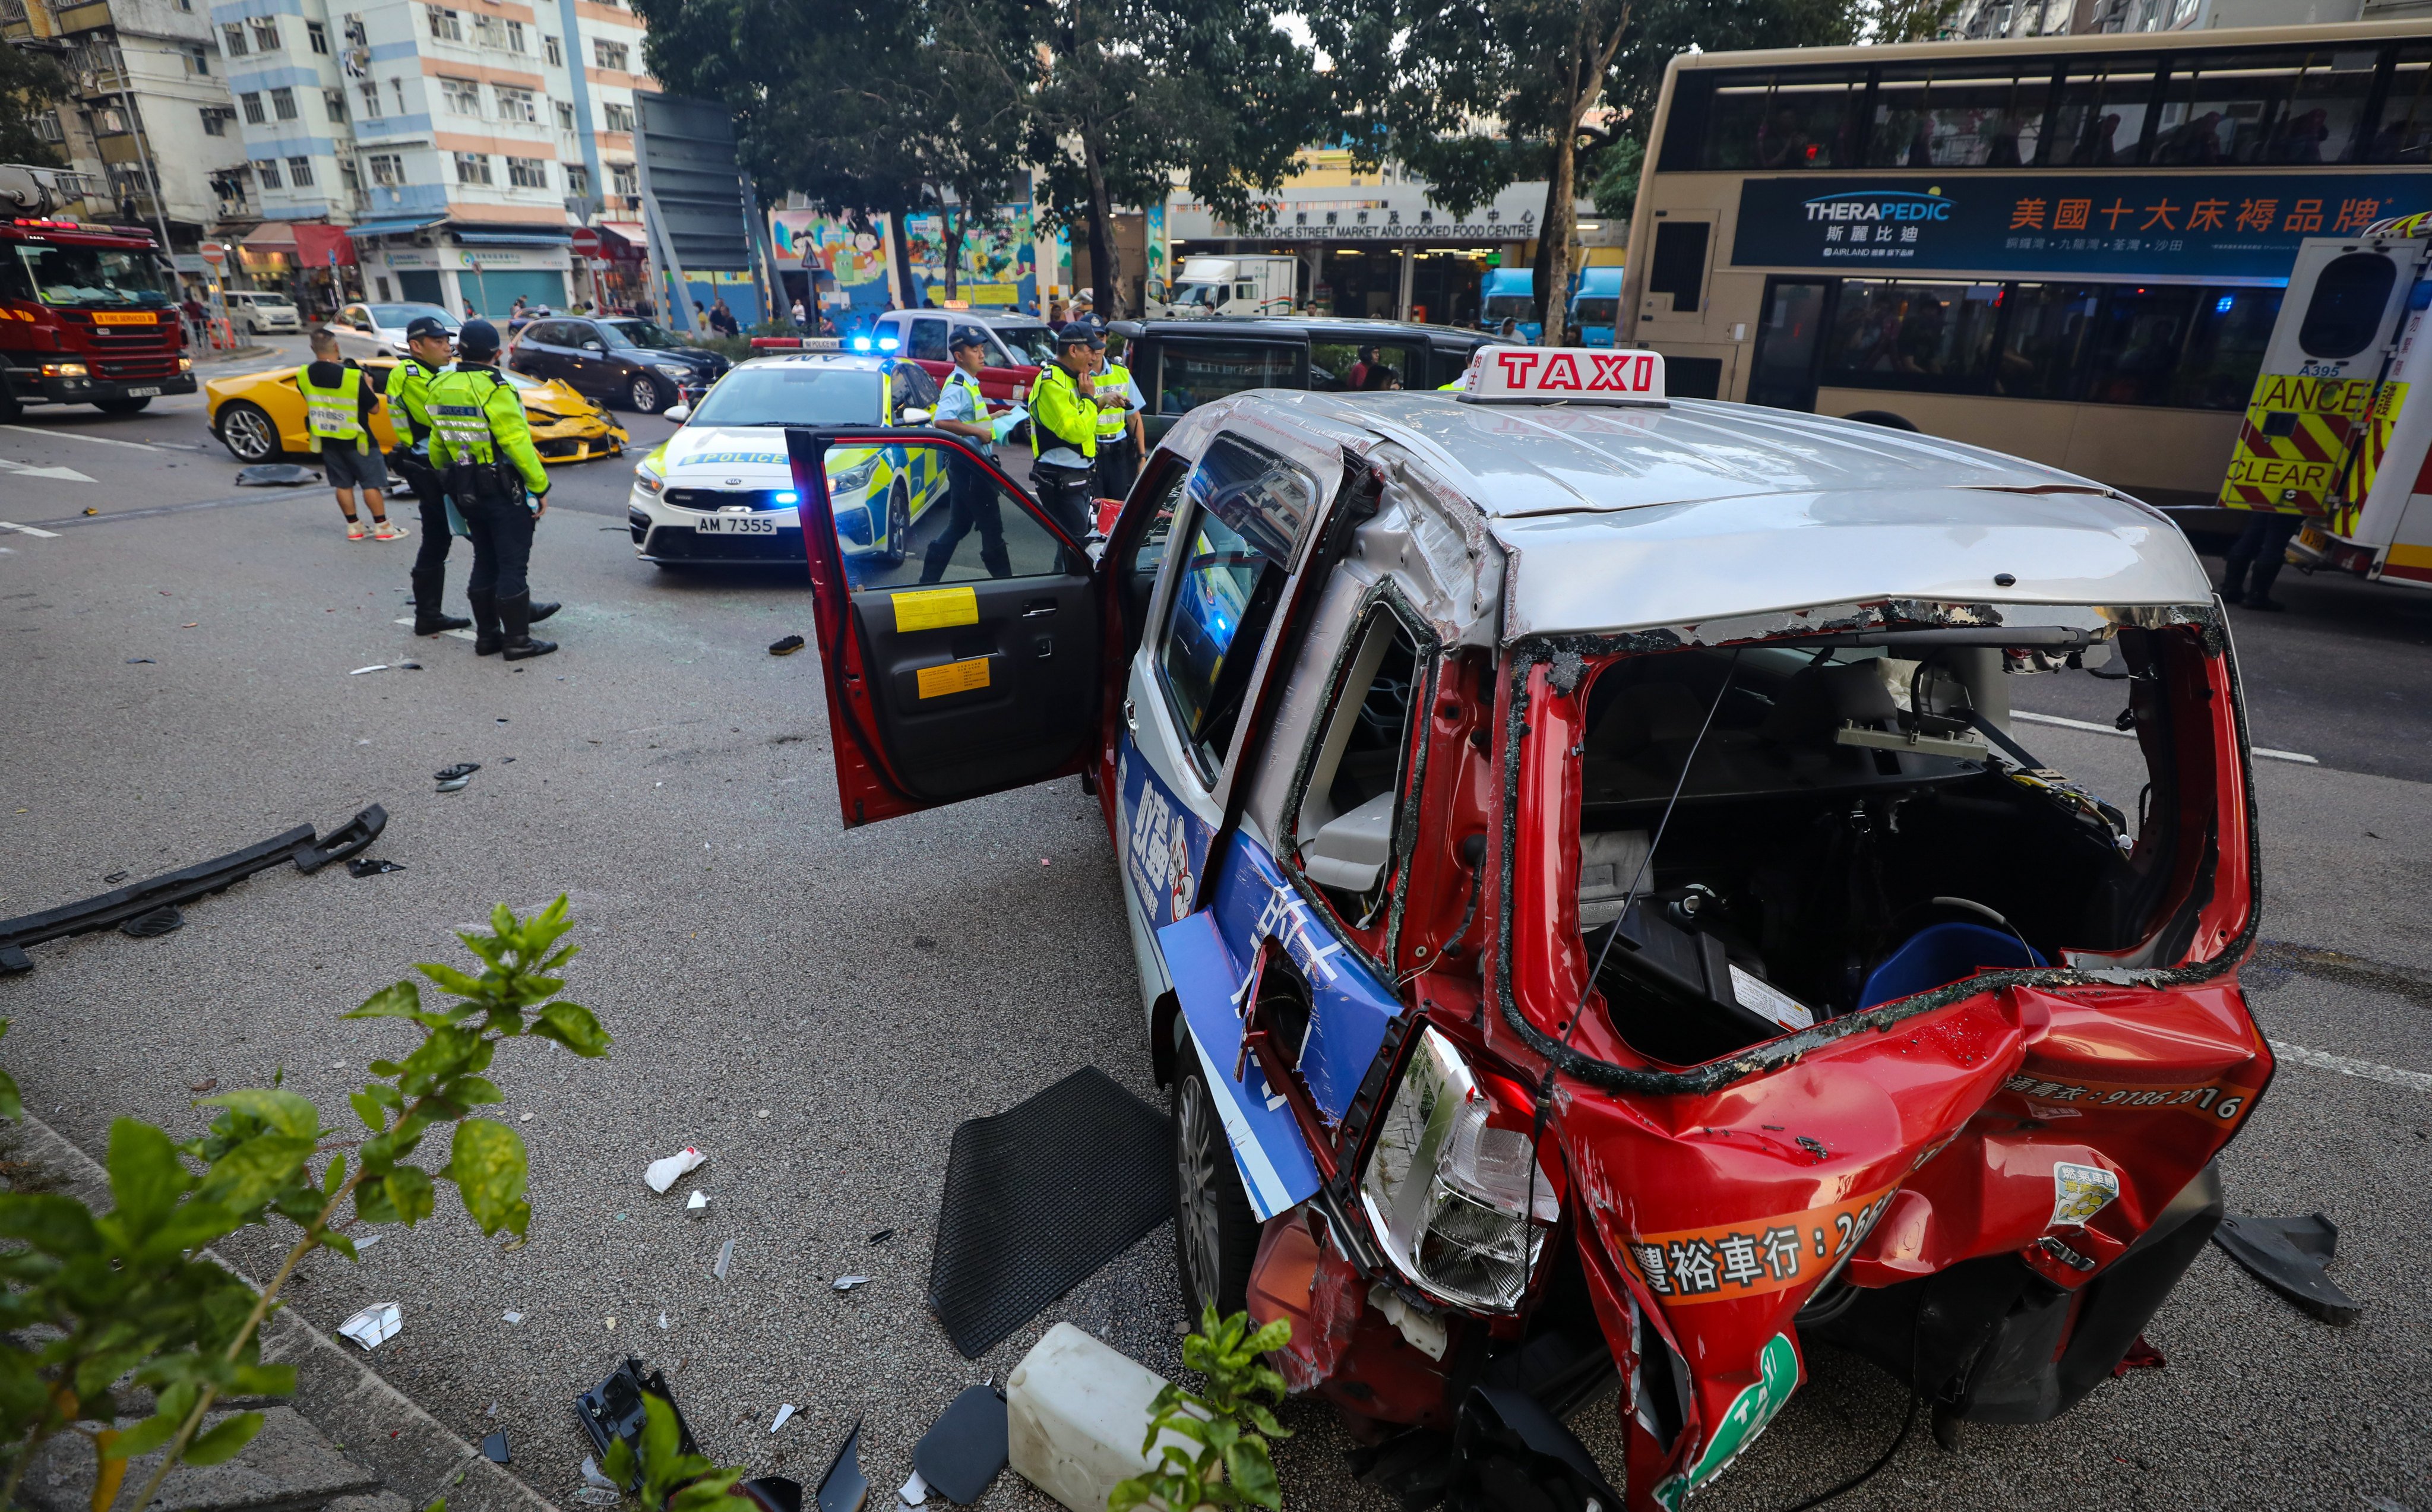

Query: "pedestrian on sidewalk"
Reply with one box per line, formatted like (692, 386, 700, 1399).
(298, 327, 406, 542)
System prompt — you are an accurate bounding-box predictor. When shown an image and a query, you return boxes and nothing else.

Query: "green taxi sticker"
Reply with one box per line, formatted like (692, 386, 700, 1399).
(1654, 1331, 1801, 1511)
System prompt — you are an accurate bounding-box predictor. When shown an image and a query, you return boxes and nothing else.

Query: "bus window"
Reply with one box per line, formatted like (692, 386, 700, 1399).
(1994, 284, 2101, 400)
(2047, 56, 2164, 165)
(1647, 222, 1710, 314)
(2171, 289, 2283, 410)
(1699, 68, 1869, 170)
(2084, 287, 2199, 407)
(2364, 44, 2429, 164)
(1822, 281, 2000, 391)
(2150, 46, 2379, 165)
(1868, 64, 2053, 168)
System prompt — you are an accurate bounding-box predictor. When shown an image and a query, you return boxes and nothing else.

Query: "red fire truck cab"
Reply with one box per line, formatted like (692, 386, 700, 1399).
(1, 175, 195, 420)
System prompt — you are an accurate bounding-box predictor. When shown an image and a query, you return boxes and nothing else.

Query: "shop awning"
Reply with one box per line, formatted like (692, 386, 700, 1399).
(597, 222, 648, 252)
(346, 217, 444, 239)
(293, 222, 356, 268)
(451, 223, 573, 247)
(238, 222, 296, 251)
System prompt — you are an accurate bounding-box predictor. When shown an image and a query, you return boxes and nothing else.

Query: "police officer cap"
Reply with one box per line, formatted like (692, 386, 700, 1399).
(404, 315, 452, 341)
(457, 318, 501, 357)
(1055, 322, 1096, 349)
(948, 327, 988, 351)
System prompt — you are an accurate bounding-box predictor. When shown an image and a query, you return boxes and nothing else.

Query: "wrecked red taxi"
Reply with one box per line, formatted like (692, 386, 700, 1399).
(786, 347, 2270, 1508)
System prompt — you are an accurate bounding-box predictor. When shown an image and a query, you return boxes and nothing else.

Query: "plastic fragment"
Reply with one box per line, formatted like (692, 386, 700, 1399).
(714, 1238, 736, 1281)
(868, 1229, 893, 1245)
(646, 1147, 707, 1193)
(898, 1469, 927, 1507)
(659, 1311, 670, 1330)
(580, 1456, 619, 1491)
(769, 634, 805, 656)
(125, 657, 154, 664)
(815, 1421, 867, 1512)
(482, 1430, 511, 1464)
(832, 1276, 870, 1292)
(436, 776, 472, 793)
(435, 763, 481, 780)
(574, 1491, 619, 1506)
(347, 858, 406, 877)
(771, 1404, 796, 1433)
(104, 871, 129, 884)
(352, 1233, 381, 1251)
(350, 665, 390, 676)
(687, 1190, 709, 1212)
(188, 1078, 217, 1093)
(486, 1402, 498, 1418)
(235, 463, 320, 486)
(338, 1303, 401, 1349)
(503, 1310, 524, 1324)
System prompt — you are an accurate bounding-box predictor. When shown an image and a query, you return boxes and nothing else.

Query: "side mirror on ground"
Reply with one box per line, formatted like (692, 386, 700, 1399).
(1302, 792, 1396, 893)
(664, 404, 691, 423)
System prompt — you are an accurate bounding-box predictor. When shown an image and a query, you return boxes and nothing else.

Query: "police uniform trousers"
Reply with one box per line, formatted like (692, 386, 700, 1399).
(460, 494, 537, 602)
(391, 449, 456, 609)
(1096, 435, 1140, 503)
(1030, 460, 1096, 545)
(2221, 512, 2303, 605)
(921, 452, 1011, 583)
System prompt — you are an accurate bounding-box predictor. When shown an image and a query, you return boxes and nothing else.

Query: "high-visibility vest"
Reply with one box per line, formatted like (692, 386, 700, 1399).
(1028, 363, 1098, 460)
(296, 363, 367, 453)
(1093, 362, 1134, 442)
(390, 357, 439, 451)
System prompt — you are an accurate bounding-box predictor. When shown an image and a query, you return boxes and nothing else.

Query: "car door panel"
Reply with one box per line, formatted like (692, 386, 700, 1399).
(1158, 907, 1324, 1220)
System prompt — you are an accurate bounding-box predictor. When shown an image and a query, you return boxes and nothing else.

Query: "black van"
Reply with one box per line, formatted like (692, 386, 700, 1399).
(1106, 317, 1514, 446)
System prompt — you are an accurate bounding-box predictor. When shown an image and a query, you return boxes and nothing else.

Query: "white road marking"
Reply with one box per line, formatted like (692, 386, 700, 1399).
(0, 423, 159, 451)
(0, 458, 95, 483)
(2269, 1039, 2432, 1096)
(394, 616, 476, 643)
(2010, 708, 2319, 765)
(0, 521, 62, 537)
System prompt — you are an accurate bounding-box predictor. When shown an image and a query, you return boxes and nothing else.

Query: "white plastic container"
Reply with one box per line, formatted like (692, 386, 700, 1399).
(1006, 1323, 1196, 1512)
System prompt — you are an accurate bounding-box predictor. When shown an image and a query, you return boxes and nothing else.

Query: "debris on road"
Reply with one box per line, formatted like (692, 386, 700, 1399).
(897, 1470, 927, 1507)
(741, 1476, 805, 1512)
(813, 1421, 868, 1512)
(2214, 1213, 2361, 1324)
(337, 1303, 402, 1350)
(832, 1276, 870, 1293)
(714, 1238, 737, 1282)
(481, 1431, 511, 1464)
(659, 1312, 670, 1330)
(118, 906, 184, 938)
(913, 1385, 1007, 1507)
(437, 776, 473, 793)
(578, 1358, 700, 1491)
(435, 763, 481, 780)
(125, 658, 154, 664)
(352, 1233, 382, 1252)
(347, 858, 406, 877)
(503, 1310, 524, 1324)
(350, 665, 390, 676)
(1005, 1326, 1171, 1512)
(869, 1229, 893, 1245)
(0, 806, 387, 974)
(769, 635, 805, 656)
(103, 870, 128, 884)
(771, 1405, 797, 1433)
(687, 1190, 710, 1214)
(189, 1078, 217, 1093)
(580, 1456, 620, 1491)
(646, 1147, 707, 1192)
(235, 463, 321, 486)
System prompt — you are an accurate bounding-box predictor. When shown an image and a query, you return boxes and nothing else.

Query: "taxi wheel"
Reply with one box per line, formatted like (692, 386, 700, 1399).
(1172, 1048, 1257, 1319)
(215, 401, 279, 462)
(628, 374, 666, 414)
(874, 483, 912, 568)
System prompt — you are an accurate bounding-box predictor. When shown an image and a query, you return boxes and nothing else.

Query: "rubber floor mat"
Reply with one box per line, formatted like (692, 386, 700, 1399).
(929, 1066, 1172, 1359)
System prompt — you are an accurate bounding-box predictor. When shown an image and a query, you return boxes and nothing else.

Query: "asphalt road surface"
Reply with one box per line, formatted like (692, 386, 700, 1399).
(2, 361, 2426, 1512)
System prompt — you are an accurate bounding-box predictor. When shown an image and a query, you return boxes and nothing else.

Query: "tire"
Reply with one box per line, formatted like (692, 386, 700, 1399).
(93, 397, 151, 415)
(874, 483, 911, 568)
(0, 384, 21, 423)
(1172, 1045, 1259, 1320)
(214, 400, 280, 461)
(628, 374, 666, 413)
(1844, 409, 1920, 432)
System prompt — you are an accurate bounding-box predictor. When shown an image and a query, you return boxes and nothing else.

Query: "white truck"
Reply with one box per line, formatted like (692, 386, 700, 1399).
(1158, 255, 1298, 318)
(2221, 213, 2432, 592)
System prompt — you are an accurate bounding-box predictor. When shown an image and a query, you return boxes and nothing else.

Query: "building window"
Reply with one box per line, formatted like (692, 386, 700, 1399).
(389, 77, 407, 113)
(325, 88, 347, 122)
(543, 33, 562, 66)
(426, 5, 462, 42)
(496, 86, 537, 122)
(306, 20, 328, 53)
(188, 44, 209, 75)
(440, 75, 482, 115)
(454, 151, 492, 185)
(593, 39, 628, 71)
(339, 159, 361, 195)
(553, 99, 574, 130)
(239, 91, 265, 125)
(271, 86, 298, 120)
(287, 155, 314, 186)
(472, 12, 503, 46)
(608, 160, 637, 197)
(255, 157, 283, 189)
(504, 19, 524, 51)
(249, 17, 280, 49)
(358, 81, 382, 118)
(367, 153, 404, 186)
(602, 100, 634, 132)
(565, 162, 589, 195)
(221, 23, 248, 56)
(507, 156, 548, 188)
(200, 106, 228, 135)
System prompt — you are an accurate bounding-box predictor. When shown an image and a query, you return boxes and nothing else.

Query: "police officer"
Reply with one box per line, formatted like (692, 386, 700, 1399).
(1026, 322, 1100, 542)
(426, 318, 556, 660)
(1090, 331, 1147, 501)
(921, 326, 1010, 583)
(387, 317, 473, 636)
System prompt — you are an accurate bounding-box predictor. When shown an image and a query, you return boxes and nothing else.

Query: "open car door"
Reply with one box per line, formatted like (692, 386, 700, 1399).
(789, 427, 1105, 827)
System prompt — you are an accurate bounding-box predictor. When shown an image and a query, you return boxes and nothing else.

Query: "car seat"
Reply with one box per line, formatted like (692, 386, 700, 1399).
(1859, 921, 2045, 1011)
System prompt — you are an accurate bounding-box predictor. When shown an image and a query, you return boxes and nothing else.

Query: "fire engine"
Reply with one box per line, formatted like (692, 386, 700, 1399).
(1, 163, 195, 420)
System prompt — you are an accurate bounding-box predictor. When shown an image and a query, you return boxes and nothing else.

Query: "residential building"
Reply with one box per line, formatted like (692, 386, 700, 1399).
(205, 0, 656, 315)
(1944, 0, 2393, 40)
(0, 0, 253, 273)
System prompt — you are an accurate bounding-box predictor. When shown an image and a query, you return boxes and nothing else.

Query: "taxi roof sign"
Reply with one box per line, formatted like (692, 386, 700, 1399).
(1460, 346, 1666, 406)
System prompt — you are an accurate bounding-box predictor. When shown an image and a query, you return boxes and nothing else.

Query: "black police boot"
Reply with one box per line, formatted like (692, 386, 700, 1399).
(410, 564, 472, 635)
(527, 599, 561, 623)
(499, 593, 557, 660)
(469, 589, 503, 656)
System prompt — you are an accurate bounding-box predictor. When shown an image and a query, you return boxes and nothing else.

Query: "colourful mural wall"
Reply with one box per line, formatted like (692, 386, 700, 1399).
(769, 211, 897, 314)
(902, 207, 1038, 310)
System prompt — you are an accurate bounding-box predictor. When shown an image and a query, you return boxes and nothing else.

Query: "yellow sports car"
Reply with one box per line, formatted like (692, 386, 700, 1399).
(205, 359, 628, 465)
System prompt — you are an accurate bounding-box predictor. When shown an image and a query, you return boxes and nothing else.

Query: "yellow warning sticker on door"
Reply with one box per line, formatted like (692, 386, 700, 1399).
(916, 657, 991, 699)
(891, 586, 979, 632)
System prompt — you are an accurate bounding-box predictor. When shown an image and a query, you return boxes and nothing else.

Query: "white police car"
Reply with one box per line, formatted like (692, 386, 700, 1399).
(627, 352, 948, 566)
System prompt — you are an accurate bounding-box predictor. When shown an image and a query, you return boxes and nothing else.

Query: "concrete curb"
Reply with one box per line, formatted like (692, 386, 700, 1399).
(13, 1113, 563, 1512)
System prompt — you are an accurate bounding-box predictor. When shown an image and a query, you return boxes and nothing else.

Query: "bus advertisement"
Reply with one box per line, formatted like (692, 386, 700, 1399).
(1621, 22, 2431, 523)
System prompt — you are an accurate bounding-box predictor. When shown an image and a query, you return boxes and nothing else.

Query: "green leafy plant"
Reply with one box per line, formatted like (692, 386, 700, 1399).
(0, 898, 609, 1512)
(1109, 1306, 1292, 1512)
(602, 1393, 757, 1512)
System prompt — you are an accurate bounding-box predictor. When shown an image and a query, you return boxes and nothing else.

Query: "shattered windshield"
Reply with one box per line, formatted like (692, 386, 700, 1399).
(1555, 618, 2218, 1068)
(8, 244, 171, 309)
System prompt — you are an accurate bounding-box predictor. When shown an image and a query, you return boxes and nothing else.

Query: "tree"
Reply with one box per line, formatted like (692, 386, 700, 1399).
(1, 41, 74, 169)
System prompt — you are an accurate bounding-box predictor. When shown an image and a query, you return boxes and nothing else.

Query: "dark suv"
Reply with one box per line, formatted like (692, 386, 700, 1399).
(507, 316, 728, 414)
(1107, 316, 1513, 446)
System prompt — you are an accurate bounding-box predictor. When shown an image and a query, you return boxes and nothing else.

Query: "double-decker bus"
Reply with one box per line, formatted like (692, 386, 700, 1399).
(1620, 21, 2430, 524)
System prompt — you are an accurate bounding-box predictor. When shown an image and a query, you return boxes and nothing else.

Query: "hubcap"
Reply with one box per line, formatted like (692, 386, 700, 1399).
(1177, 1075, 1222, 1311)
(632, 378, 655, 409)
(223, 409, 273, 460)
